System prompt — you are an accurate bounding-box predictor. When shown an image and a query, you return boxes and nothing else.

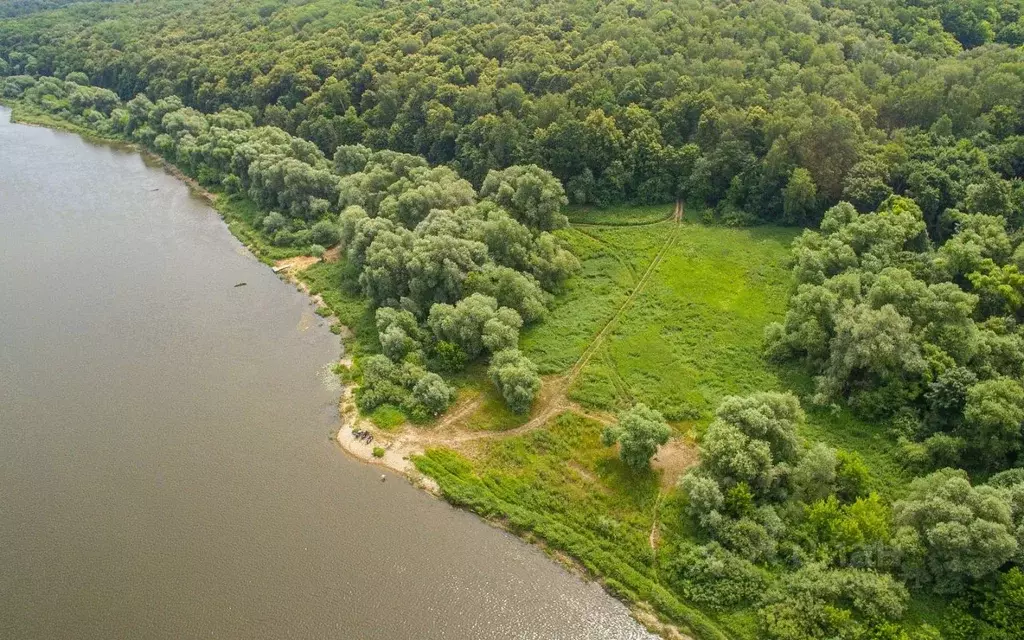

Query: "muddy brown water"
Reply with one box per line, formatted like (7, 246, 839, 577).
(0, 107, 655, 639)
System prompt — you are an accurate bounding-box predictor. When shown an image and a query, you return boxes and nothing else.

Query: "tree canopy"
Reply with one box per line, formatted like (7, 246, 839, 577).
(767, 197, 1024, 473)
(2, 0, 1022, 225)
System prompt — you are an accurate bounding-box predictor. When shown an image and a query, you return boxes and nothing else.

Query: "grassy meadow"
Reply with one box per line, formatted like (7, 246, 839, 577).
(567, 223, 796, 420)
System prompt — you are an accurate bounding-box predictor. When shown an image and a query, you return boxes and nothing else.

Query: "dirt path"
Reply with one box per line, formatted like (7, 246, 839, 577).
(649, 492, 665, 553)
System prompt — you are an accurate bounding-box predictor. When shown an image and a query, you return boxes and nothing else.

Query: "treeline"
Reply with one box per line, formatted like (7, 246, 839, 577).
(0, 0, 116, 20)
(1, 73, 575, 418)
(1, 0, 1022, 226)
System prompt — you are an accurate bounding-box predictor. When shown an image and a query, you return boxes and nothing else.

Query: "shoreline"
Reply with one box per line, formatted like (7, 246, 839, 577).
(3, 101, 439, 490)
(2, 101, 699, 640)
(1, 101, 219, 203)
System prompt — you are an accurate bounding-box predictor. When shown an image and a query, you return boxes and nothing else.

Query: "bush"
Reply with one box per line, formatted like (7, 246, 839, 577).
(262, 211, 287, 234)
(309, 243, 326, 258)
(372, 446, 385, 458)
(368, 404, 406, 430)
(222, 174, 242, 194)
(375, 307, 422, 362)
(2, 75, 36, 98)
(758, 564, 910, 639)
(601, 403, 671, 473)
(944, 567, 1024, 640)
(411, 372, 455, 416)
(310, 219, 341, 246)
(665, 542, 766, 609)
(432, 340, 467, 373)
(272, 228, 312, 247)
(356, 356, 412, 413)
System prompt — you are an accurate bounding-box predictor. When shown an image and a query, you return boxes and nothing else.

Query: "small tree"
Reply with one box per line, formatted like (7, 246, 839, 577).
(488, 349, 540, 414)
(602, 403, 671, 473)
(262, 211, 287, 234)
(375, 307, 422, 362)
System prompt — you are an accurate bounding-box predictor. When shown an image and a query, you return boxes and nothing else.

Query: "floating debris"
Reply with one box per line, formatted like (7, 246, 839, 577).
(234, 282, 247, 288)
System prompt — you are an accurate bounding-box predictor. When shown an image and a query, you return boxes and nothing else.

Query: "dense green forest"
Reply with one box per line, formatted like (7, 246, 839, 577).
(2, 1, 1024, 639)
(2, 0, 1023, 224)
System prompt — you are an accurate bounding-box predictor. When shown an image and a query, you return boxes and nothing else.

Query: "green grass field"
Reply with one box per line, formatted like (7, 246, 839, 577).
(569, 223, 796, 421)
(519, 228, 636, 373)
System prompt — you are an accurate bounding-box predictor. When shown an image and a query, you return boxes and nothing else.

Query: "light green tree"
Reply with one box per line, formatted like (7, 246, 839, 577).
(601, 403, 671, 473)
(487, 349, 541, 414)
(893, 468, 1017, 594)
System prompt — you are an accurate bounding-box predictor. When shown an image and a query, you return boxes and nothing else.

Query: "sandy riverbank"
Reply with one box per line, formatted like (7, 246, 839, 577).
(330, 383, 440, 495)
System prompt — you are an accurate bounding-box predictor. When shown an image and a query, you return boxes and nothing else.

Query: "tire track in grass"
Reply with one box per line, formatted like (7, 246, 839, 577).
(488, 213, 682, 436)
(570, 225, 640, 285)
(564, 217, 679, 390)
(405, 210, 682, 441)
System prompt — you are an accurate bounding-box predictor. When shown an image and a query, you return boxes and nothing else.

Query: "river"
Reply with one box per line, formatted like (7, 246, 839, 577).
(0, 107, 654, 639)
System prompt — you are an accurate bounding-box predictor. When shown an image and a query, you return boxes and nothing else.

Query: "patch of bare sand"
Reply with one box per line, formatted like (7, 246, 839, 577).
(323, 245, 342, 263)
(651, 437, 700, 489)
(273, 255, 321, 274)
(331, 385, 440, 494)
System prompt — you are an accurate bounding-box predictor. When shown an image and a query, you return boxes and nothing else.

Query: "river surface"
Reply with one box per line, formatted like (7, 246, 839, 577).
(0, 107, 654, 640)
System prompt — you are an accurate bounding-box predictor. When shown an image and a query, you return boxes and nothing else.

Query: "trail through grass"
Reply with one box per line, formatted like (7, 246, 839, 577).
(571, 224, 797, 421)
